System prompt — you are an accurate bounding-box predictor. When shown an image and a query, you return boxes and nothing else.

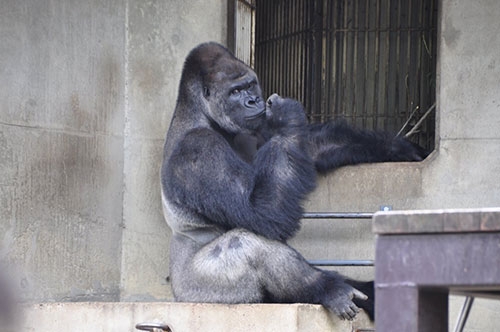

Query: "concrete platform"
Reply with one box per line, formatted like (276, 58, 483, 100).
(12, 302, 373, 332)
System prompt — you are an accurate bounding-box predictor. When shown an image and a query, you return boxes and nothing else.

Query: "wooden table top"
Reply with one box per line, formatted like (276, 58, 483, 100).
(373, 207, 500, 234)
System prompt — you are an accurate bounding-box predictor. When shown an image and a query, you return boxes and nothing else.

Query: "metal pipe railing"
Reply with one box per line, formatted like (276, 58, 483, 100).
(302, 212, 374, 219)
(303, 211, 375, 267)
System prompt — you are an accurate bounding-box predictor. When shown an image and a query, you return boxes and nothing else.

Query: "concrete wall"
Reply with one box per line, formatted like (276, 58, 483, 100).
(0, 0, 226, 303)
(1, 0, 500, 331)
(0, 0, 126, 302)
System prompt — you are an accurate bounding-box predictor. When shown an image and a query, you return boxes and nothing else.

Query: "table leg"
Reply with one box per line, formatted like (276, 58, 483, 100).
(376, 285, 448, 332)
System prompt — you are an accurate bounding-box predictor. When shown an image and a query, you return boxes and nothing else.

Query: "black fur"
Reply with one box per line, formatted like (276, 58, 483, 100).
(308, 120, 428, 173)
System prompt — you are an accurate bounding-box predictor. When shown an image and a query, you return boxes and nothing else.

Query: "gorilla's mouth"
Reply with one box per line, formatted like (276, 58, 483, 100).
(245, 108, 266, 120)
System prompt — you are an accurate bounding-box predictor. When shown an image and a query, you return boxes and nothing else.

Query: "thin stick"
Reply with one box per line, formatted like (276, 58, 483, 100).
(405, 102, 436, 138)
(397, 105, 420, 137)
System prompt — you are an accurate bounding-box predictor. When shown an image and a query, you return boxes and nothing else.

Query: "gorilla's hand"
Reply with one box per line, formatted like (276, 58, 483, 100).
(389, 135, 430, 161)
(323, 282, 368, 320)
(265, 94, 308, 133)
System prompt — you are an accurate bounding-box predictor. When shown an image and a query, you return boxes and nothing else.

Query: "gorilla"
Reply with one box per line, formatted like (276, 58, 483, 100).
(160, 42, 425, 320)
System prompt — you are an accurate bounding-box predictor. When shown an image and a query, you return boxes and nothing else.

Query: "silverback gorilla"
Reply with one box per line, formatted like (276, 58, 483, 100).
(161, 42, 426, 320)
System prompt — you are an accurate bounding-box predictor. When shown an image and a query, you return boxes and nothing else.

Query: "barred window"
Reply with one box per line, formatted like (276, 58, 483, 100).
(231, 0, 437, 150)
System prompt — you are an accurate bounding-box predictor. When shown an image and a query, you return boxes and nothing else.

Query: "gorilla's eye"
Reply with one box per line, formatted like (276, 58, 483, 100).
(231, 88, 241, 96)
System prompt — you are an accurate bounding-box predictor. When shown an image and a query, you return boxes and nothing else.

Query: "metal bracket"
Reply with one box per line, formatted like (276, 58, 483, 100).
(136, 322, 172, 332)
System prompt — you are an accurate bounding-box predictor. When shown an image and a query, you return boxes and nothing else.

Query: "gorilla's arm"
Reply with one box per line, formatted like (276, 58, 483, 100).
(308, 120, 429, 174)
(163, 126, 315, 242)
(231, 132, 264, 163)
(238, 96, 428, 174)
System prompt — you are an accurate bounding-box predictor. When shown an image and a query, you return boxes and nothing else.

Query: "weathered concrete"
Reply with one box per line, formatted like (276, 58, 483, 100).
(0, 0, 126, 302)
(16, 302, 373, 332)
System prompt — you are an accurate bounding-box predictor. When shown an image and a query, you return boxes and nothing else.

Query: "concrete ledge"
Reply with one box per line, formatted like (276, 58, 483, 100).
(16, 302, 373, 332)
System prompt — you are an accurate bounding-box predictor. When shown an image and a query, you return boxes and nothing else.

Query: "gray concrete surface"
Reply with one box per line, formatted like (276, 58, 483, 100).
(1, 0, 500, 331)
(0, 0, 126, 302)
(16, 302, 373, 332)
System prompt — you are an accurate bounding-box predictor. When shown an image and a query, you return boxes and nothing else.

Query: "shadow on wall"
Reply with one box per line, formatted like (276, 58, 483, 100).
(0, 269, 18, 329)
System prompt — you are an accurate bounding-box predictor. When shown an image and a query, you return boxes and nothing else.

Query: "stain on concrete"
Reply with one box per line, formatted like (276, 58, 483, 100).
(442, 14, 461, 49)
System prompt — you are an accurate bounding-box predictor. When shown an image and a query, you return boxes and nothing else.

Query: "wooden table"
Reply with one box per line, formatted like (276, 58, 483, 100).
(373, 208, 500, 332)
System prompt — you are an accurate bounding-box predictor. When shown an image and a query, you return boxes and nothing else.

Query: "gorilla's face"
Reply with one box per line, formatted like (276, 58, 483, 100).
(203, 57, 266, 134)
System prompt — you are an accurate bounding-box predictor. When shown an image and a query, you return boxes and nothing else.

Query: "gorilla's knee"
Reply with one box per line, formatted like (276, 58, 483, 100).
(209, 244, 222, 258)
(228, 236, 242, 250)
(193, 231, 257, 281)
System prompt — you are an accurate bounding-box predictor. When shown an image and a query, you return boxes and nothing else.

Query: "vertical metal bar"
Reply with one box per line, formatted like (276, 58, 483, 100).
(362, 0, 369, 128)
(311, 0, 323, 119)
(279, 1, 283, 96)
(373, 0, 381, 129)
(291, 0, 295, 97)
(227, 0, 236, 53)
(381, 0, 390, 131)
(389, 0, 396, 127)
(404, 0, 412, 121)
(296, 0, 301, 104)
(282, 1, 293, 96)
(340, 0, 347, 119)
(358, 1, 369, 128)
(325, 0, 330, 122)
(352, 0, 359, 125)
(365, 0, 376, 129)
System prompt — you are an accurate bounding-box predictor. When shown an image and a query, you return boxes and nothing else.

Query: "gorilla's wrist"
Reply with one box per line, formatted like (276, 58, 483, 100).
(271, 124, 307, 138)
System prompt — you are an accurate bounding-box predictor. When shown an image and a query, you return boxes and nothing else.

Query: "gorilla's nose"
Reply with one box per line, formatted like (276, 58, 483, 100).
(245, 96, 263, 108)
(267, 93, 280, 107)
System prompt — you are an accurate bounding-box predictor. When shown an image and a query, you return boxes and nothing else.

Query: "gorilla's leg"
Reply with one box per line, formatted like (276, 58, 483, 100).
(170, 230, 263, 304)
(171, 229, 368, 320)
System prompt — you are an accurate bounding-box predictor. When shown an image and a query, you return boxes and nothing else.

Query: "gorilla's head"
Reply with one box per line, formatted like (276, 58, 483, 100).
(179, 42, 266, 134)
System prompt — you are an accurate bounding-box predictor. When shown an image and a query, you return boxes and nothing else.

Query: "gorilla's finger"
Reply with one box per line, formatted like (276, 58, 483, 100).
(266, 93, 280, 106)
(352, 288, 368, 301)
(344, 306, 359, 320)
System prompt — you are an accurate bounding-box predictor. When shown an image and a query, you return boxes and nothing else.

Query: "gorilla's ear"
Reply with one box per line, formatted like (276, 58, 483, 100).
(203, 86, 210, 98)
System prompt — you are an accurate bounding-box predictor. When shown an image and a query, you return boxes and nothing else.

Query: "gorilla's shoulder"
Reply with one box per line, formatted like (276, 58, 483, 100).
(172, 128, 230, 157)
(182, 127, 227, 144)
